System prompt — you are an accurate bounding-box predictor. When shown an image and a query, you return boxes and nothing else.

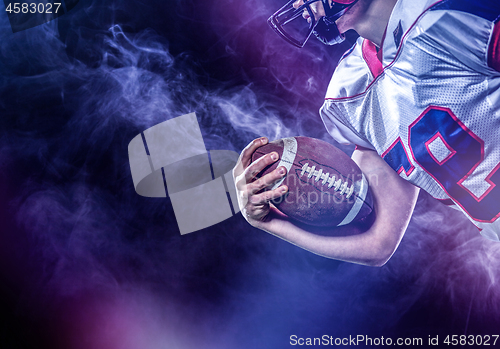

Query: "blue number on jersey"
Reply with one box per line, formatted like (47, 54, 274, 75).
(383, 106, 500, 223)
(382, 137, 414, 176)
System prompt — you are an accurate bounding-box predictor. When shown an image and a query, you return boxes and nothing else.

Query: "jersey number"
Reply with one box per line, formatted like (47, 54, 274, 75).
(383, 106, 500, 223)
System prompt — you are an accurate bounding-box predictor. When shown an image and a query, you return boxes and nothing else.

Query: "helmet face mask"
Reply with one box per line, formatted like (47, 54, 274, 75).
(267, 0, 321, 48)
(268, 0, 357, 48)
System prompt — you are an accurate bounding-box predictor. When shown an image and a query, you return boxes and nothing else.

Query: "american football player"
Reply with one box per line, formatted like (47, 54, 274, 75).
(233, 0, 500, 266)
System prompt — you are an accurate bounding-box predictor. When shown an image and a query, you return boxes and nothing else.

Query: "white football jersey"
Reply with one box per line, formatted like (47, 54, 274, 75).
(320, 0, 500, 240)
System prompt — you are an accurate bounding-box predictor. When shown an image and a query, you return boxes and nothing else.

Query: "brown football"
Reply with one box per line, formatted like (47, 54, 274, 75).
(251, 136, 373, 227)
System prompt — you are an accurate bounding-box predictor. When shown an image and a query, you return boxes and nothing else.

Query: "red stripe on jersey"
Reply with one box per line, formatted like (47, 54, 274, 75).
(361, 40, 384, 79)
(488, 21, 500, 72)
(436, 198, 455, 206)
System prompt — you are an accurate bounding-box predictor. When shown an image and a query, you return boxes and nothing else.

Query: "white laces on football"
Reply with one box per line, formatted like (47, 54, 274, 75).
(300, 163, 355, 198)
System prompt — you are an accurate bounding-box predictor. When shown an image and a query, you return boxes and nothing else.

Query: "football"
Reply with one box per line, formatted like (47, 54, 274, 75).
(251, 136, 373, 227)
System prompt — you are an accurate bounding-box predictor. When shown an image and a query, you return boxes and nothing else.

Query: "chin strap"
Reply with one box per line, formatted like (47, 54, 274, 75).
(313, 0, 357, 45)
(313, 17, 345, 45)
(267, 0, 357, 48)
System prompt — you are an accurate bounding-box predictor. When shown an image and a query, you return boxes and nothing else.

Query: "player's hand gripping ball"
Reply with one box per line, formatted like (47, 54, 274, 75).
(251, 137, 373, 227)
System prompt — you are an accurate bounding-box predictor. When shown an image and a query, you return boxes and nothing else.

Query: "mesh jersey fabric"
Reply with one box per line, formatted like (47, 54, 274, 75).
(320, 0, 500, 240)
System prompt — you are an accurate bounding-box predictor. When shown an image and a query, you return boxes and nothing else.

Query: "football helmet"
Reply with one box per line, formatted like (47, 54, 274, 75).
(268, 0, 358, 47)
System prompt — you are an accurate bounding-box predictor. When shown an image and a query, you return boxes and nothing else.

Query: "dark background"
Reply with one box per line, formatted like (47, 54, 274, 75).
(1, 0, 499, 348)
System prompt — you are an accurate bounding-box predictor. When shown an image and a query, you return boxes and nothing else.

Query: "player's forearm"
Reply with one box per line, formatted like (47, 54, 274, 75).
(253, 149, 420, 266)
(254, 207, 395, 266)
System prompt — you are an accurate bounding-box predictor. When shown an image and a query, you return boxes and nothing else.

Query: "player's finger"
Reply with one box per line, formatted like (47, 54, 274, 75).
(261, 185, 288, 203)
(248, 166, 287, 194)
(244, 152, 279, 182)
(248, 185, 288, 205)
(239, 137, 268, 169)
(233, 137, 268, 179)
